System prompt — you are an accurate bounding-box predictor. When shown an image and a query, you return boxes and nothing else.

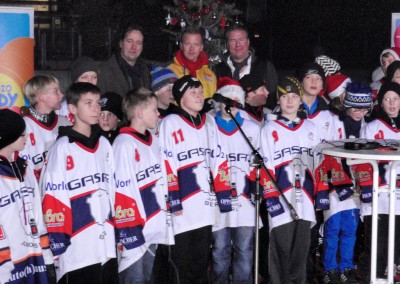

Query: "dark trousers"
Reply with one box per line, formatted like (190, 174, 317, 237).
(168, 226, 212, 284)
(58, 259, 118, 284)
(58, 263, 102, 284)
(269, 220, 311, 284)
(358, 215, 400, 280)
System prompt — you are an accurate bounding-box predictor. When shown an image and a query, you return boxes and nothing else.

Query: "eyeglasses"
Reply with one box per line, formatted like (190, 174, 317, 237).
(350, 108, 369, 114)
(383, 97, 400, 103)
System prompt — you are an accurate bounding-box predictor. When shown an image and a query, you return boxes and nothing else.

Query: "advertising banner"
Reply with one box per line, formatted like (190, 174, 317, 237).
(0, 6, 34, 112)
(391, 13, 400, 48)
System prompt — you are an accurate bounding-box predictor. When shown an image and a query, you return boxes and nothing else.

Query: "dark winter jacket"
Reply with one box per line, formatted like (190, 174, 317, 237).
(98, 53, 151, 97)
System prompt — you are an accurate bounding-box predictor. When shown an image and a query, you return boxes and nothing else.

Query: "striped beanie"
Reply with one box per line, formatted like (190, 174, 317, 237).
(315, 55, 341, 77)
(151, 66, 178, 92)
(343, 82, 373, 109)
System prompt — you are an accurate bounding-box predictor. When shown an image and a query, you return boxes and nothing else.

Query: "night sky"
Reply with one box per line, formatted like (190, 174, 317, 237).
(65, 0, 400, 75)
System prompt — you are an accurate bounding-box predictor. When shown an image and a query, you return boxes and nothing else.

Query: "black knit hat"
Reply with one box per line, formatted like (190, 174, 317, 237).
(172, 75, 202, 105)
(276, 76, 303, 100)
(240, 75, 267, 94)
(0, 109, 26, 150)
(297, 62, 326, 86)
(377, 82, 400, 106)
(99, 92, 123, 120)
(386, 60, 400, 82)
(70, 57, 98, 83)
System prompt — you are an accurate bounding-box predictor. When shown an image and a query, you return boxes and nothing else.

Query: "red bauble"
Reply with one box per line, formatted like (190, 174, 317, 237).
(171, 18, 178, 25)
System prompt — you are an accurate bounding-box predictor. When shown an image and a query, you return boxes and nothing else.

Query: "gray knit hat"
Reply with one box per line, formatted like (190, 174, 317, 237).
(70, 57, 98, 83)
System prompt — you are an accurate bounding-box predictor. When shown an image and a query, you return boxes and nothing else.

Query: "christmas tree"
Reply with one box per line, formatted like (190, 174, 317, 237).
(163, 0, 242, 65)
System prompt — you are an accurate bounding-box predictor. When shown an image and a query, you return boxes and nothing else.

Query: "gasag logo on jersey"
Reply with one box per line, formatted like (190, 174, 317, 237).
(45, 173, 109, 191)
(177, 147, 211, 161)
(226, 153, 251, 162)
(0, 186, 35, 207)
(136, 164, 161, 182)
(32, 151, 48, 166)
(274, 146, 312, 160)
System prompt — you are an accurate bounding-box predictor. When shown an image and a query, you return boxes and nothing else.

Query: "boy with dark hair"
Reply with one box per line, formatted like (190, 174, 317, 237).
(99, 92, 123, 144)
(113, 87, 173, 283)
(0, 109, 53, 284)
(357, 82, 400, 282)
(211, 77, 260, 284)
(40, 82, 117, 283)
(261, 76, 319, 284)
(20, 75, 71, 181)
(158, 75, 231, 283)
(298, 62, 335, 141)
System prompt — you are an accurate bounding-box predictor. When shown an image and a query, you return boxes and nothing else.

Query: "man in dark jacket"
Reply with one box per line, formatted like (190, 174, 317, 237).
(214, 24, 278, 109)
(98, 24, 151, 97)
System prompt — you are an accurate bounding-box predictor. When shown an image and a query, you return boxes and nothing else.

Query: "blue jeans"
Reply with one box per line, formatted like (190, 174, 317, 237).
(211, 227, 254, 284)
(323, 209, 359, 272)
(119, 244, 156, 284)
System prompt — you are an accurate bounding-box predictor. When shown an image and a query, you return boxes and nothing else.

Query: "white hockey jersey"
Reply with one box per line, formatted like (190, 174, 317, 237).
(159, 113, 231, 235)
(307, 110, 336, 142)
(40, 135, 116, 281)
(260, 119, 319, 230)
(212, 118, 261, 231)
(113, 127, 174, 272)
(19, 114, 70, 182)
(0, 156, 52, 284)
(359, 118, 400, 217)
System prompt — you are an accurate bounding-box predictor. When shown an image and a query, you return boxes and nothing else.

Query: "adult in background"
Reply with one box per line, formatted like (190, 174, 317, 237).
(214, 24, 278, 109)
(168, 27, 217, 99)
(98, 23, 151, 97)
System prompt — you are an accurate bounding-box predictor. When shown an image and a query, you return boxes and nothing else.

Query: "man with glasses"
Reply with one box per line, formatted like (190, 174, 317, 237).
(168, 27, 217, 99)
(215, 24, 278, 109)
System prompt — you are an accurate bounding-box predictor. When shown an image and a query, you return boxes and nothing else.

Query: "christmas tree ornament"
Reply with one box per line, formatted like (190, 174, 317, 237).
(220, 15, 226, 29)
(180, 19, 186, 28)
(165, 12, 172, 25)
(181, 2, 186, 11)
(171, 17, 178, 26)
(234, 16, 240, 24)
(212, 12, 217, 19)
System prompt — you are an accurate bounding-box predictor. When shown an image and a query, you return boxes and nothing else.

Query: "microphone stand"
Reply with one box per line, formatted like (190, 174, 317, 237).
(224, 106, 300, 284)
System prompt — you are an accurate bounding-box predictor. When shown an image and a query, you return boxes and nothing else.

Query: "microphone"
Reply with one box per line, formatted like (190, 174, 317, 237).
(212, 93, 244, 109)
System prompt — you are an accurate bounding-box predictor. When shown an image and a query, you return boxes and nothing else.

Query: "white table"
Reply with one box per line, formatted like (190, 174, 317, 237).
(316, 140, 400, 284)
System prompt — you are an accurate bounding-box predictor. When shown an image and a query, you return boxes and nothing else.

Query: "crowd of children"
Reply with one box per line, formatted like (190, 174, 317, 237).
(3, 38, 400, 284)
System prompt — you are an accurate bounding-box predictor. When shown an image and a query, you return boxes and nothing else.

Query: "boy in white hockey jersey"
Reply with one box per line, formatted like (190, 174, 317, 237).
(159, 75, 231, 284)
(40, 82, 117, 283)
(261, 77, 319, 284)
(113, 87, 173, 283)
(315, 83, 372, 283)
(357, 82, 400, 282)
(0, 109, 53, 284)
(211, 77, 260, 284)
(19, 75, 70, 181)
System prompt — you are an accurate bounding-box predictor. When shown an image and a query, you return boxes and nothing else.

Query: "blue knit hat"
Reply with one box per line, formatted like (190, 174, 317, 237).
(151, 67, 178, 92)
(343, 82, 373, 109)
